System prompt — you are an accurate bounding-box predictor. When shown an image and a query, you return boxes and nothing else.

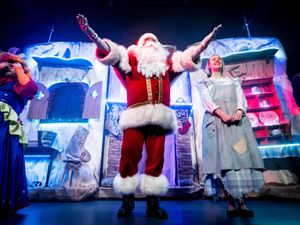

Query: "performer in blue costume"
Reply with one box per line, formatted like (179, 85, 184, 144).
(0, 49, 38, 214)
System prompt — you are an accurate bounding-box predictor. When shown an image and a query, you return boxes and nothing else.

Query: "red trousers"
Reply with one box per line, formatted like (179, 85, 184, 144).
(119, 125, 166, 178)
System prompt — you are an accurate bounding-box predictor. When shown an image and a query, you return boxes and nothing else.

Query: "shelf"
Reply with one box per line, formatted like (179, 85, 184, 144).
(245, 92, 274, 98)
(256, 135, 288, 140)
(226, 55, 291, 143)
(242, 77, 273, 87)
(247, 105, 279, 112)
(252, 121, 290, 130)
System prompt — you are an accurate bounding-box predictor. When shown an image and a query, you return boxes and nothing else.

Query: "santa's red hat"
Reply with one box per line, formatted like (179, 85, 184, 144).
(137, 33, 159, 47)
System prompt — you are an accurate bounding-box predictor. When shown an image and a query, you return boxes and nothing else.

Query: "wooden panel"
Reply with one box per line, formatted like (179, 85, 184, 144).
(27, 82, 49, 119)
(82, 81, 102, 119)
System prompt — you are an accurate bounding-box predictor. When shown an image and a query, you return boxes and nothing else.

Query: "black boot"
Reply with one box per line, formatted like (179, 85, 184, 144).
(223, 190, 239, 217)
(146, 195, 168, 219)
(117, 194, 135, 218)
(238, 198, 254, 217)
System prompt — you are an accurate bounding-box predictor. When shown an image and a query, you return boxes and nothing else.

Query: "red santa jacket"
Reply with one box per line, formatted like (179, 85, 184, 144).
(96, 39, 199, 133)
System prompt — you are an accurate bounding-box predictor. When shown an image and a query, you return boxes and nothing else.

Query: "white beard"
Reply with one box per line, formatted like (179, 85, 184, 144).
(137, 42, 168, 78)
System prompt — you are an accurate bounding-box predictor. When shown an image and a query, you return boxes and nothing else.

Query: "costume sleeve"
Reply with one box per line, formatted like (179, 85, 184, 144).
(13, 79, 38, 100)
(234, 78, 247, 113)
(96, 39, 131, 74)
(171, 46, 199, 73)
(196, 80, 219, 114)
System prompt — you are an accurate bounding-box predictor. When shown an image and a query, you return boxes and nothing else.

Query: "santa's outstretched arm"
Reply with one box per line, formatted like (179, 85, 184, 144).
(171, 24, 222, 73)
(191, 24, 222, 60)
(76, 14, 110, 55)
(76, 14, 131, 73)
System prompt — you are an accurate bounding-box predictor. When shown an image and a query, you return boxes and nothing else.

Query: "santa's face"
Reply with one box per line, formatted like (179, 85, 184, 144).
(141, 37, 157, 47)
(137, 38, 168, 78)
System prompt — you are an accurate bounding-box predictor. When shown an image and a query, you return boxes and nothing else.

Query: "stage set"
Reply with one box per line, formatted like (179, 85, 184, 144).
(20, 36, 300, 202)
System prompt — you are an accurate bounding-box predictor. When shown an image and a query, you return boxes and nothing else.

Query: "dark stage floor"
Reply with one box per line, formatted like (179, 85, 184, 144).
(1, 198, 300, 225)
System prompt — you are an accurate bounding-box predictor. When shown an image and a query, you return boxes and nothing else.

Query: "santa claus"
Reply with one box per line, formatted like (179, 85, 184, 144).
(77, 14, 221, 219)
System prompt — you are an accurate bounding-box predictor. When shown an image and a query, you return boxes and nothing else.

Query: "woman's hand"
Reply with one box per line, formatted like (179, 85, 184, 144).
(231, 109, 243, 122)
(214, 108, 232, 124)
(220, 113, 232, 124)
(12, 62, 24, 72)
(13, 62, 31, 85)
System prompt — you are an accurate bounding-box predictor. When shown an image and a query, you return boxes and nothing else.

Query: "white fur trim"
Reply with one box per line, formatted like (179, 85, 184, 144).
(127, 45, 139, 57)
(171, 51, 185, 73)
(113, 173, 139, 195)
(119, 104, 177, 134)
(137, 33, 158, 47)
(171, 47, 199, 73)
(96, 39, 119, 66)
(140, 174, 169, 196)
(96, 39, 131, 73)
(181, 46, 199, 72)
(117, 45, 131, 73)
